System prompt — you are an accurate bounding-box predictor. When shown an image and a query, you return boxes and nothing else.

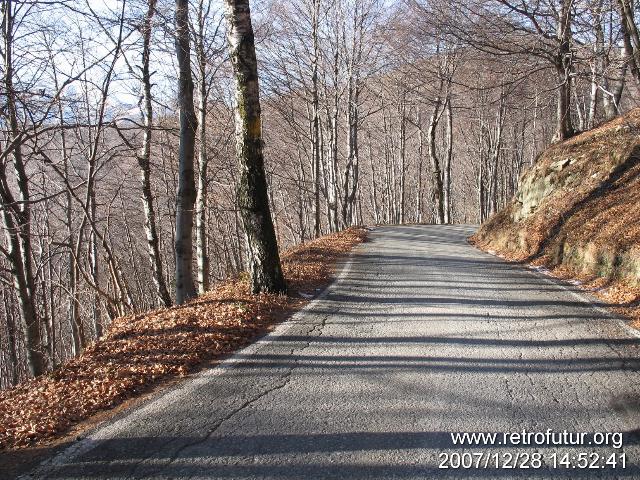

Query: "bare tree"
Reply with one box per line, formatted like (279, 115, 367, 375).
(0, 0, 45, 377)
(138, 0, 173, 307)
(423, 0, 582, 141)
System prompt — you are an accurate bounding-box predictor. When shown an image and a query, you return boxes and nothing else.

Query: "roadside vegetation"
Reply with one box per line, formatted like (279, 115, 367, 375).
(0, 227, 366, 451)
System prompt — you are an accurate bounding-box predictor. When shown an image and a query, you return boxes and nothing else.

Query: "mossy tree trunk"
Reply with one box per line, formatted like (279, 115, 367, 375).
(223, 0, 286, 294)
(174, 0, 198, 304)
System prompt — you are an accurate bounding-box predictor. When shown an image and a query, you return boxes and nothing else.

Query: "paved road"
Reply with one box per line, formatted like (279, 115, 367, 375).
(23, 226, 640, 479)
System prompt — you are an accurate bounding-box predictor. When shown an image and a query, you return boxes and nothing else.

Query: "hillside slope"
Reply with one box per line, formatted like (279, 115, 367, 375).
(472, 108, 640, 315)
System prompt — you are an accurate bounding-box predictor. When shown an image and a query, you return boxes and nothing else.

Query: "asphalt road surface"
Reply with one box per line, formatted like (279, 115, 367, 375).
(22, 226, 640, 479)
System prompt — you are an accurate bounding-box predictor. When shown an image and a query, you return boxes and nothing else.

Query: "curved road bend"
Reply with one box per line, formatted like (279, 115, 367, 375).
(22, 225, 640, 479)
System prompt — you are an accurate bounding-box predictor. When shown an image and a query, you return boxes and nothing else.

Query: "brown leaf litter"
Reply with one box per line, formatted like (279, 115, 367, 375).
(0, 227, 367, 452)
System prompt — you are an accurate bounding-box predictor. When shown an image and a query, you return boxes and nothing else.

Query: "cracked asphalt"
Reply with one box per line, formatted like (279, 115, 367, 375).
(22, 225, 640, 479)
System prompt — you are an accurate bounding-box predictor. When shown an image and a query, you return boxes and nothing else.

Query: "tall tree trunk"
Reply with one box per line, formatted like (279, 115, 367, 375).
(1, 211, 44, 377)
(554, 0, 574, 142)
(311, 0, 321, 237)
(554, 64, 573, 141)
(1, 0, 45, 377)
(88, 196, 99, 339)
(223, 0, 286, 294)
(619, 0, 640, 84)
(427, 98, 445, 224)
(139, 0, 172, 307)
(342, 94, 359, 228)
(174, 0, 198, 304)
(342, 64, 361, 229)
(398, 99, 406, 224)
(443, 97, 453, 224)
(488, 93, 506, 216)
(51, 56, 81, 355)
(195, 0, 210, 294)
(602, 47, 627, 119)
(478, 160, 485, 222)
(195, 91, 210, 294)
(477, 102, 486, 222)
(606, 0, 634, 118)
(323, 53, 340, 233)
(587, 76, 598, 129)
(415, 111, 424, 223)
(588, 3, 604, 128)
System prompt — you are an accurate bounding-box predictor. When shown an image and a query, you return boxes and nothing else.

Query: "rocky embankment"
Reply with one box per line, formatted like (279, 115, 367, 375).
(472, 109, 640, 316)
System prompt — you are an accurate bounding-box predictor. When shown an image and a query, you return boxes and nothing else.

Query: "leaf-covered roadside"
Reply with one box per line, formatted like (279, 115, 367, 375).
(0, 227, 367, 451)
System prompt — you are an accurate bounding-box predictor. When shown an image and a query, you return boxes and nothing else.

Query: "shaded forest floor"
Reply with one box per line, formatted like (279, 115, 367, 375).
(0, 227, 367, 458)
(472, 109, 640, 330)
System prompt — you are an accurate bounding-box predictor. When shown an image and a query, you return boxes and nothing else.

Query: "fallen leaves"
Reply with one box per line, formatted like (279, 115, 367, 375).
(0, 227, 367, 451)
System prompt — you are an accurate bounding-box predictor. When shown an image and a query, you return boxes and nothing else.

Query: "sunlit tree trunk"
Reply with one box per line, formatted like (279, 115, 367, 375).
(342, 79, 360, 228)
(443, 98, 453, 224)
(311, 0, 321, 237)
(223, 0, 286, 294)
(427, 96, 445, 224)
(618, 0, 640, 83)
(398, 98, 406, 224)
(195, 0, 211, 294)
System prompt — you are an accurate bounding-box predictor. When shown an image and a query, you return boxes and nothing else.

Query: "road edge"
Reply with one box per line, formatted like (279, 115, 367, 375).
(17, 243, 363, 479)
(472, 240, 640, 340)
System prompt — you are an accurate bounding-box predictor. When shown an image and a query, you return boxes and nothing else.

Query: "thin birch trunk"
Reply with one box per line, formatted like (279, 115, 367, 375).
(195, 0, 210, 294)
(139, 0, 172, 307)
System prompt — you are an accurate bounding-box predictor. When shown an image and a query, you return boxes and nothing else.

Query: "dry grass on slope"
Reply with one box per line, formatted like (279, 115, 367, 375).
(0, 227, 367, 451)
(472, 109, 640, 327)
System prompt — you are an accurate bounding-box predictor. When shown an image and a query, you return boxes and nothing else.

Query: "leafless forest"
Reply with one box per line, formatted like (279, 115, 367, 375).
(1, 0, 639, 387)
